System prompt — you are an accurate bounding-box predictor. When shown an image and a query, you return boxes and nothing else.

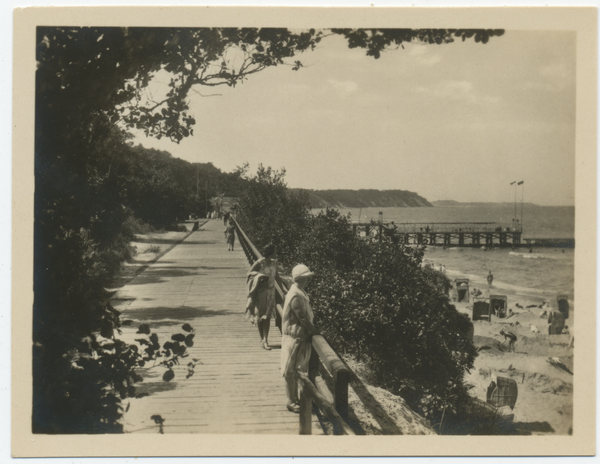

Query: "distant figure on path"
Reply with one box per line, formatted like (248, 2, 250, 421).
(487, 271, 494, 288)
(500, 329, 517, 352)
(224, 219, 236, 251)
(281, 264, 320, 414)
(223, 211, 230, 226)
(248, 244, 279, 350)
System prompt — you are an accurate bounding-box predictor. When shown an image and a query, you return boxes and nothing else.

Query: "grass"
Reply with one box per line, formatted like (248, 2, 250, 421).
(144, 244, 162, 254)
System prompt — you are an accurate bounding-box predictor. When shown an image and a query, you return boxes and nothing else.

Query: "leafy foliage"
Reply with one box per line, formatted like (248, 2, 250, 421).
(234, 164, 311, 261)
(331, 28, 505, 59)
(33, 323, 194, 434)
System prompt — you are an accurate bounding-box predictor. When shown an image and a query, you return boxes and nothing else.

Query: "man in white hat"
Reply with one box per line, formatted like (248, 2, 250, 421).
(281, 264, 320, 413)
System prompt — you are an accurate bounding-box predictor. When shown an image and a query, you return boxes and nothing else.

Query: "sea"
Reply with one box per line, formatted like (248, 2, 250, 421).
(312, 204, 575, 306)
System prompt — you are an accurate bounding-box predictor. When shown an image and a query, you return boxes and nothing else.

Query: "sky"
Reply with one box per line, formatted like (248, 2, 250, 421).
(132, 30, 576, 206)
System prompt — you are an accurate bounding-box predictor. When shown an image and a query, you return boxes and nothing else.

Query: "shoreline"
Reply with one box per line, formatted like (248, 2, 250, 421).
(422, 247, 574, 308)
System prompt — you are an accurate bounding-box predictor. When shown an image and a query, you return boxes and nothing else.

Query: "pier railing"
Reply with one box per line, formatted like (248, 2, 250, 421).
(354, 221, 521, 234)
(230, 216, 354, 435)
(351, 220, 524, 248)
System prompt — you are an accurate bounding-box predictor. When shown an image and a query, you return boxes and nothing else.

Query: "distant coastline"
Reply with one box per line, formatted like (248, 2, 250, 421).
(292, 189, 545, 209)
(293, 189, 432, 208)
(431, 200, 539, 207)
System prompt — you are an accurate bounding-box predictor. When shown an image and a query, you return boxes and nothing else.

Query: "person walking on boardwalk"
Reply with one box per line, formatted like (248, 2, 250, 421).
(281, 264, 320, 413)
(500, 329, 517, 352)
(487, 270, 494, 288)
(248, 244, 279, 350)
(224, 219, 236, 251)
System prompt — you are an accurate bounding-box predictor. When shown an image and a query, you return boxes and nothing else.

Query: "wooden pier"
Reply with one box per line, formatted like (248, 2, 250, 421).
(353, 222, 523, 248)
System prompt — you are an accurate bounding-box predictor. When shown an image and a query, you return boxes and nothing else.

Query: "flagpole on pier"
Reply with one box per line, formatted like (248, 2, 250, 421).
(519, 181, 524, 231)
(510, 181, 517, 230)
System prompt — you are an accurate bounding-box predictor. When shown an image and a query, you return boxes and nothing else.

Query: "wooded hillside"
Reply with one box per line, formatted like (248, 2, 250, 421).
(292, 189, 433, 208)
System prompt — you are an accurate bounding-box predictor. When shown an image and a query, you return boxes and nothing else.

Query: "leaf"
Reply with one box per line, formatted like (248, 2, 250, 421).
(185, 334, 195, 347)
(171, 333, 185, 342)
(149, 333, 159, 346)
(162, 369, 175, 382)
(181, 323, 193, 332)
(137, 324, 151, 334)
(151, 414, 165, 424)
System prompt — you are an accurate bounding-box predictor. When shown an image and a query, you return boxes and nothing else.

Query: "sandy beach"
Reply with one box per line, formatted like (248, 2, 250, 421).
(452, 283, 574, 435)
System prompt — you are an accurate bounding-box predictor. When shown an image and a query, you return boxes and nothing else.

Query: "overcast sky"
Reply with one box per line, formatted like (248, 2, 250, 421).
(133, 30, 576, 206)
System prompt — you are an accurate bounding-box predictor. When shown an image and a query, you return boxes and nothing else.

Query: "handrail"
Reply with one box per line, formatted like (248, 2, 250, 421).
(230, 215, 352, 435)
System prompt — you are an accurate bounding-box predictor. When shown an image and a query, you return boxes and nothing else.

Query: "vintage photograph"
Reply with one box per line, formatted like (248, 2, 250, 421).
(12, 6, 596, 458)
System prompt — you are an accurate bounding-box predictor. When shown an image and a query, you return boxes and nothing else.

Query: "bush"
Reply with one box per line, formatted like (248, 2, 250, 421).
(166, 223, 189, 232)
(123, 214, 156, 235)
(234, 170, 477, 425)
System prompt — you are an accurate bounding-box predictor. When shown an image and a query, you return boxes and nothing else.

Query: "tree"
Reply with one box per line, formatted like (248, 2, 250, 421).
(234, 164, 311, 260)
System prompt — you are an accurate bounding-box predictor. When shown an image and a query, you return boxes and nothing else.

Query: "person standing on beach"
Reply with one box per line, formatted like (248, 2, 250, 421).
(281, 264, 320, 413)
(500, 330, 517, 352)
(248, 244, 279, 350)
(487, 270, 494, 288)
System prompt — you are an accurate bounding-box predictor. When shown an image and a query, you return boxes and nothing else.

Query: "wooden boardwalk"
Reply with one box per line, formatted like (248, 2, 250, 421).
(114, 220, 322, 434)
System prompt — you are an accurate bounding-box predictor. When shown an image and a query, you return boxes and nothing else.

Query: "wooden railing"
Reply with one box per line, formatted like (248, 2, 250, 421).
(353, 221, 520, 235)
(230, 216, 354, 435)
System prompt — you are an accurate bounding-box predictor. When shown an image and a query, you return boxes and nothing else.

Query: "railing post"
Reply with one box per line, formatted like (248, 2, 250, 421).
(334, 370, 350, 422)
(299, 381, 312, 435)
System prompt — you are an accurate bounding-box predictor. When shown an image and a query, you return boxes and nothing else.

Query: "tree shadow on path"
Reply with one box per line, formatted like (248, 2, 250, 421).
(120, 306, 231, 322)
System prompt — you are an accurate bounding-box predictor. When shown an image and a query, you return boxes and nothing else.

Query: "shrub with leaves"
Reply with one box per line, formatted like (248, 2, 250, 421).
(239, 192, 477, 424)
(134, 323, 196, 382)
(297, 214, 477, 422)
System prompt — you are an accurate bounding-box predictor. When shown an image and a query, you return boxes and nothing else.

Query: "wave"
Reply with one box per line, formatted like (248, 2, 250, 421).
(508, 251, 558, 260)
(443, 268, 572, 305)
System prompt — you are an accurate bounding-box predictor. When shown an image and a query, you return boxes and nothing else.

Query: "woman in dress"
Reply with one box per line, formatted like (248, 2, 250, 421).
(248, 243, 279, 350)
(281, 264, 319, 413)
(224, 219, 236, 251)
